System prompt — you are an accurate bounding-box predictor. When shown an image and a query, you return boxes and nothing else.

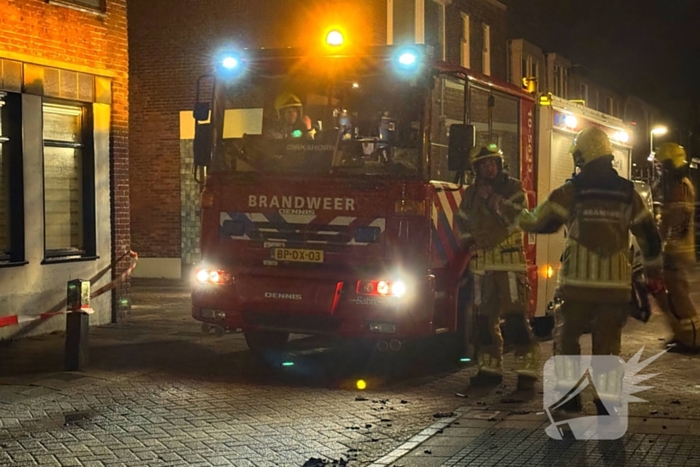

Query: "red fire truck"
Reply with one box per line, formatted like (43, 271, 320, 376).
(190, 32, 537, 356)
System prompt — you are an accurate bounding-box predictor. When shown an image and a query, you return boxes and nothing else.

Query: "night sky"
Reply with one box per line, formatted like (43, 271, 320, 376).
(501, 0, 700, 129)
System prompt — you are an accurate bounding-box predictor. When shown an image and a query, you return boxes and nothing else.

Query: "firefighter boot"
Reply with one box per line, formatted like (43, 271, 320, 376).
(516, 346, 541, 391)
(470, 353, 503, 386)
(593, 364, 624, 417)
(667, 316, 700, 353)
(552, 355, 582, 413)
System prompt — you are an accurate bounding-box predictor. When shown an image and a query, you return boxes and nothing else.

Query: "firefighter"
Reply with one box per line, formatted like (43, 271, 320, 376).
(497, 128, 663, 411)
(654, 142, 700, 352)
(267, 92, 314, 139)
(456, 144, 541, 389)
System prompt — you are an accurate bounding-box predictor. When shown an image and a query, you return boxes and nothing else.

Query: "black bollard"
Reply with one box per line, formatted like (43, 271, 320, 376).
(65, 279, 91, 371)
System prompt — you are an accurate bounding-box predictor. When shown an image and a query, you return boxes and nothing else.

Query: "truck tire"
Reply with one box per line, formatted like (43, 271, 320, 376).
(244, 330, 289, 354)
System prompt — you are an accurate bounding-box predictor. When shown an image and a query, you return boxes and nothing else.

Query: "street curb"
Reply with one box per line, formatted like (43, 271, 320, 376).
(367, 406, 471, 467)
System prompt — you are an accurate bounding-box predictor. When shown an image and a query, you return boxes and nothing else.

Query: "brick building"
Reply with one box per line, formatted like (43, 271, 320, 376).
(0, 0, 129, 338)
(129, 0, 508, 278)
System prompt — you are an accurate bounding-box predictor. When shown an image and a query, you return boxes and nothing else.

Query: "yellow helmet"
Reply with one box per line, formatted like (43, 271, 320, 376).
(470, 143, 503, 166)
(655, 142, 687, 169)
(274, 92, 303, 113)
(570, 127, 613, 167)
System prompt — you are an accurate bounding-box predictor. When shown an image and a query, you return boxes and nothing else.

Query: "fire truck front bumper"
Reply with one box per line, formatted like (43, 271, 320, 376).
(191, 272, 437, 339)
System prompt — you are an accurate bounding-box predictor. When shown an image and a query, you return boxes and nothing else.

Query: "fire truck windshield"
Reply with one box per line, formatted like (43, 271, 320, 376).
(213, 73, 425, 178)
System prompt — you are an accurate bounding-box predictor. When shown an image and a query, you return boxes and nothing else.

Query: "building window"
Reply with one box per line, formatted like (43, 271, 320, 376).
(48, 0, 105, 12)
(0, 97, 10, 261)
(426, 0, 446, 60)
(461, 13, 470, 68)
(562, 68, 568, 99)
(606, 96, 614, 116)
(579, 84, 589, 106)
(521, 57, 528, 81)
(0, 92, 24, 265)
(482, 24, 491, 76)
(42, 102, 96, 260)
(553, 64, 561, 97)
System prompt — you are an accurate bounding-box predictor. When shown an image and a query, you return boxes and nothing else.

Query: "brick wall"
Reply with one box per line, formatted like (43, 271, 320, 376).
(447, 0, 508, 81)
(0, 0, 130, 320)
(129, 0, 386, 261)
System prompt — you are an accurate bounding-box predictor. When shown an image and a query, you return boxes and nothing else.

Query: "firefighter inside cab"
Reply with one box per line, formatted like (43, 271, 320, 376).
(266, 92, 315, 140)
(456, 143, 541, 390)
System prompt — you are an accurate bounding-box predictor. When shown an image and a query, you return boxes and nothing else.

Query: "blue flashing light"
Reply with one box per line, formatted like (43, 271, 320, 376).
(282, 361, 295, 367)
(222, 56, 239, 70)
(393, 46, 422, 75)
(398, 52, 417, 66)
(459, 357, 471, 363)
(216, 51, 246, 79)
(291, 129, 303, 138)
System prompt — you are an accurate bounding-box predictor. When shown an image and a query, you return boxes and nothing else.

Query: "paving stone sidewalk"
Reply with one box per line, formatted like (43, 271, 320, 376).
(371, 408, 700, 467)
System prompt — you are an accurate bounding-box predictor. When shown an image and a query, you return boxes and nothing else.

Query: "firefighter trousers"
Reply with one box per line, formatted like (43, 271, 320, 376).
(474, 271, 537, 370)
(553, 300, 628, 356)
(662, 261, 700, 347)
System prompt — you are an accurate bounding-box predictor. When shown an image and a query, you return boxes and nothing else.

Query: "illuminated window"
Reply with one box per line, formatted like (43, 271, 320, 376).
(42, 102, 96, 259)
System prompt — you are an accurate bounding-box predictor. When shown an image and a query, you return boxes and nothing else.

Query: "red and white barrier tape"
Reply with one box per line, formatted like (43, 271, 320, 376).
(0, 251, 138, 329)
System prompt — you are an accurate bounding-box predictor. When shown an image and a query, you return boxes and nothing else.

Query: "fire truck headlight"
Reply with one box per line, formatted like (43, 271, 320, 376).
(391, 281, 407, 298)
(564, 115, 578, 130)
(195, 267, 234, 285)
(196, 269, 210, 284)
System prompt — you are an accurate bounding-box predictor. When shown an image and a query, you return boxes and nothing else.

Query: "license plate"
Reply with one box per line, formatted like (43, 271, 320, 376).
(272, 248, 324, 263)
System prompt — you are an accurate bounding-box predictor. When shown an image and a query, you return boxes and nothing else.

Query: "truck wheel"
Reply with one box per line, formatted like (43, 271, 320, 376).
(244, 330, 289, 354)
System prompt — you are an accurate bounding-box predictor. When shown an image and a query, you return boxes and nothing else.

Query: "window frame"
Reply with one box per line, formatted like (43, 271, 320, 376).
(0, 92, 26, 267)
(482, 24, 491, 76)
(47, 0, 106, 13)
(41, 99, 97, 262)
(461, 13, 470, 68)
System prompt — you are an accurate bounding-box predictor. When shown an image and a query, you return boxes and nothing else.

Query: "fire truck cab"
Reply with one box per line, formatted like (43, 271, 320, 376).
(190, 36, 536, 356)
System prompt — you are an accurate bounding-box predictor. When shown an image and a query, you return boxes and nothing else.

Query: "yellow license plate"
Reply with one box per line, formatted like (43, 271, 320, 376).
(272, 248, 324, 263)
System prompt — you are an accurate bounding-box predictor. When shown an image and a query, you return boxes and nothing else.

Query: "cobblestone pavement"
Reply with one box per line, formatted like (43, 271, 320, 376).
(0, 271, 699, 466)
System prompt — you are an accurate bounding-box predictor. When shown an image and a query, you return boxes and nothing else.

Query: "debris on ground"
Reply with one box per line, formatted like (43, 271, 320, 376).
(671, 400, 681, 405)
(455, 393, 467, 398)
(433, 412, 455, 418)
(355, 396, 369, 402)
(302, 457, 348, 467)
(424, 449, 432, 454)
(500, 398, 524, 404)
(63, 411, 92, 425)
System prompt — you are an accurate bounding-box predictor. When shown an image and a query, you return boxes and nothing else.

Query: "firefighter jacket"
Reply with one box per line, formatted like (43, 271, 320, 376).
(661, 176, 696, 266)
(505, 157, 663, 303)
(456, 173, 528, 274)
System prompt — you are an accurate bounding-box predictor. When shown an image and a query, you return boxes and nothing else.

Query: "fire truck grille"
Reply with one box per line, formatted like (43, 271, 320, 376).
(220, 212, 385, 246)
(242, 312, 340, 334)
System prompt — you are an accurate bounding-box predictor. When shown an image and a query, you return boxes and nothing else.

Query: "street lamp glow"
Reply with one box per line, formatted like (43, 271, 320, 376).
(651, 126, 668, 136)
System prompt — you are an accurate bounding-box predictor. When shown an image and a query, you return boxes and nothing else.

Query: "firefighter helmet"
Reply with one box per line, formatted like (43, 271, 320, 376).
(655, 142, 687, 169)
(470, 143, 504, 167)
(274, 92, 303, 113)
(570, 127, 613, 167)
